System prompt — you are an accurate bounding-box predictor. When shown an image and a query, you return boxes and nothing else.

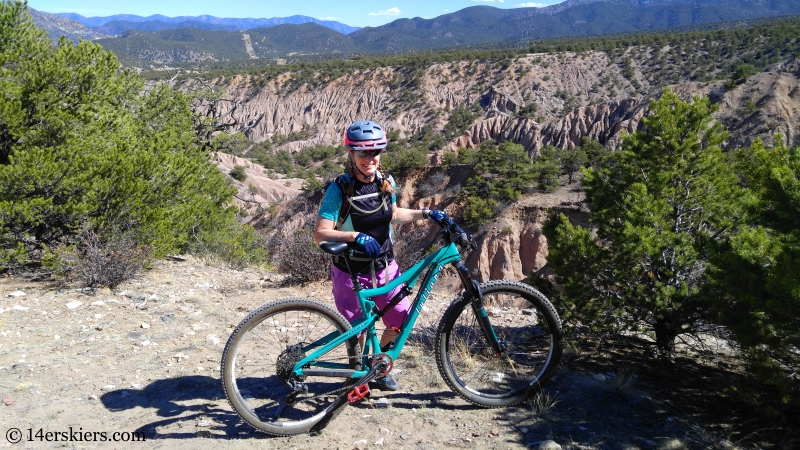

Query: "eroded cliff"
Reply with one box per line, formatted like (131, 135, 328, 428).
(201, 51, 800, 281)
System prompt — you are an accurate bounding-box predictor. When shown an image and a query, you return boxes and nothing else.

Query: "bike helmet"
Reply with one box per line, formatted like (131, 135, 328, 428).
(344, 120, 388, 150)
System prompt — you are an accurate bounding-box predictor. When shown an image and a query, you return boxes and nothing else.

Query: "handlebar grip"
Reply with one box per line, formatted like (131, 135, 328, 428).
(432, 215, 475, 249)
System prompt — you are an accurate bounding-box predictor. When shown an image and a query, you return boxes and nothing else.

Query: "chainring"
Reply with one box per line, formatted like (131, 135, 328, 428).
(371, 353, 394, 376)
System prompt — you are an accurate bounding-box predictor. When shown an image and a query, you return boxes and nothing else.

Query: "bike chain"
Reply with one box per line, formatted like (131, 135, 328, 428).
(289, 352, 393, 404)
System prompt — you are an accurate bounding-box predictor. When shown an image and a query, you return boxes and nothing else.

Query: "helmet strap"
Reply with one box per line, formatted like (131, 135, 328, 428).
(349, 153, 376, 183)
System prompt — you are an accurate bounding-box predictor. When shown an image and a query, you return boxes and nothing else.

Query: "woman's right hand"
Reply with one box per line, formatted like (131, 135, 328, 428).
(352, 232, 381, 258)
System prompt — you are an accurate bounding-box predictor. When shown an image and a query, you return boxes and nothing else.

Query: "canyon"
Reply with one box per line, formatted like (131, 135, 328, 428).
(193, 50, 800, 281)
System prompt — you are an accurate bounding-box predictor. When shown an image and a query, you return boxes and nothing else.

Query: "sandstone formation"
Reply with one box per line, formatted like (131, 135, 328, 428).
(177, 52, 628, 151)
(436, 96, 648, 162)
(213, 152, 303, 223)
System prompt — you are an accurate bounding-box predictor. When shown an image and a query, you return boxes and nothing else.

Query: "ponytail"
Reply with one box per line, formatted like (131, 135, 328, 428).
(379, 166, 395, 194)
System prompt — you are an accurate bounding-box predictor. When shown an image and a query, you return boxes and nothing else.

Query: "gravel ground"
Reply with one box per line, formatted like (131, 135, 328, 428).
(0, 257, 793, 449)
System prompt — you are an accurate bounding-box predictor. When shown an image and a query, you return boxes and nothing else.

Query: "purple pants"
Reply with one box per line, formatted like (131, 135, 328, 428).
(331, 259, 410, 330)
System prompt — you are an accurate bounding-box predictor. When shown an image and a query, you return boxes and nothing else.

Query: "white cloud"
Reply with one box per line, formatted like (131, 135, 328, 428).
(317, 16, 339, 21)
(368, 7, 402, 16)
(518, 2, 547, 6)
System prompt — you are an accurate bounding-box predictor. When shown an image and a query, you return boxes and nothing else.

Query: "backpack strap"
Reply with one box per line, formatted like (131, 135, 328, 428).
(333, 174, 351, 231)
(334, 172, 394, 231)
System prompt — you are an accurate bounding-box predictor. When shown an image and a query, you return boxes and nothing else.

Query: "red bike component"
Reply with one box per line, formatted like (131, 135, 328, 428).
(347, 384, 371, 404)
(373, 354, 394, 376)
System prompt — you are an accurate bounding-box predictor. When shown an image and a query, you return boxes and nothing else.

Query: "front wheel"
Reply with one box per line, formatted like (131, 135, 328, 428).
(221, 298, 359, 436)
(435, 280, 563, 408)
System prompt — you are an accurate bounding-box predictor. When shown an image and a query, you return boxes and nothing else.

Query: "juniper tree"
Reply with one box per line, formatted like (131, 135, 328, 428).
(0, 1, 237, 268)
(544, 89, 743, 356)
(556, 145, 588, 184)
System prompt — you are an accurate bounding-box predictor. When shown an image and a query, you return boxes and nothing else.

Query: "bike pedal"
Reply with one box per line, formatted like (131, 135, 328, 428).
(347, 384, 371, 404)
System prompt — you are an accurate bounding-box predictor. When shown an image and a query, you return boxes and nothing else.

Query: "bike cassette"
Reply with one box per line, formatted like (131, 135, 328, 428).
(276, 344, 306, 382)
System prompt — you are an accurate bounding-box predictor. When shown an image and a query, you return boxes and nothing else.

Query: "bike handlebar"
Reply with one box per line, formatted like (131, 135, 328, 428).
(431, 215, 476, 251)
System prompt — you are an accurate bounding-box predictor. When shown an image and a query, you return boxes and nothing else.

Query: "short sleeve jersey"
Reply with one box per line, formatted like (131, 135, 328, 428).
(318, 173, 397, 248)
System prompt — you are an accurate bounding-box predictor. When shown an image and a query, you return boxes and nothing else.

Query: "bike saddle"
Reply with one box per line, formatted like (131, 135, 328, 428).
(319, 241, 349, 255)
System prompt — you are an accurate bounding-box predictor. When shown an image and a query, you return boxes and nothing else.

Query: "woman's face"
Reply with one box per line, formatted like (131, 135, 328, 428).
(351, 150, 381, 179)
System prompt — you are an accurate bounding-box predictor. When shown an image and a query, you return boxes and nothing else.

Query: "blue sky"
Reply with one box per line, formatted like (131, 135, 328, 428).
(27, 0, 566, 28)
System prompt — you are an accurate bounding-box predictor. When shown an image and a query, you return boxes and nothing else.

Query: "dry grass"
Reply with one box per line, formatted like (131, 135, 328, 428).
(529, 391, 560, 418)
(401, 343, 443, 389)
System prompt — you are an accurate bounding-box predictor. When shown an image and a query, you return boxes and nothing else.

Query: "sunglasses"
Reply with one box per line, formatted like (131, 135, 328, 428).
(351, 149, 384, 158)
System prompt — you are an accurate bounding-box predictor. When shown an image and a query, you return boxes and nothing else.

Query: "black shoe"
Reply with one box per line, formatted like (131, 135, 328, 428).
(371, 374, 399, 391)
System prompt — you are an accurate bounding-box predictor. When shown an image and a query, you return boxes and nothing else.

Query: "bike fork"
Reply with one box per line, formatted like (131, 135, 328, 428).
(454, 262, 504, 355)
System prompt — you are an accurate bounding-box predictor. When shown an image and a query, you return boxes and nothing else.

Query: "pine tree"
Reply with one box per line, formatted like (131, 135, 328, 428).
(0, 1, 236, 268)
(533, 146, 561, 192)
(544, 89, 743, 356)
(461, 140, 534, 225)
(709, 137, 800, 373)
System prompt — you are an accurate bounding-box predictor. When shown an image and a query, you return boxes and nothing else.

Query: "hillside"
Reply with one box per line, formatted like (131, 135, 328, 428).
(96, 23, 353, 66)
(82, 0, 800, 66)
(176, 20, 800, 152)
(349, 0, 800, 52)
(29, 8, 111, 42)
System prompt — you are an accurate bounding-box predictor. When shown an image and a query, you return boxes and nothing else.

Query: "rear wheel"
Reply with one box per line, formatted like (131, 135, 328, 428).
(221, 298, 359, 436)
(435, 280, 562, 407)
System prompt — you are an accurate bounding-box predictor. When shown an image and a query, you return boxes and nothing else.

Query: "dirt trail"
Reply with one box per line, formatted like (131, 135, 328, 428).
(0, 257, 787, 449)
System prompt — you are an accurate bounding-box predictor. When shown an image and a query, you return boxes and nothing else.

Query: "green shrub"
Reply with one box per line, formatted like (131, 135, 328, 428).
(544, 89, 741, 356)
(460, 140, 535, 225)
(533, 146, 562, 192)
(556, 146, 588, 183)
(0, 2, 236, 269)
(302, 175, 324, 192)
(443, 103, 481, 140)
(709, 137, 800, 382)
(230, 165, 248, 181)
(382, 146, 428, 172)
(442, 152, 459, 168)
(518, 102, 539, 118)
(186, 218, 270, 270)
(464, 196, 498, 226)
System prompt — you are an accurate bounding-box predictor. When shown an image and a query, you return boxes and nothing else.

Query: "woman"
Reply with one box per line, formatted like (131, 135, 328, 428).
(313, 120, 444, 391)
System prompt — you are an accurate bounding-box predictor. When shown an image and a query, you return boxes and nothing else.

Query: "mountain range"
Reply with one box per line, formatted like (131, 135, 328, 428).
(31, 0, 800, 67)
(53, 13, 361, 35)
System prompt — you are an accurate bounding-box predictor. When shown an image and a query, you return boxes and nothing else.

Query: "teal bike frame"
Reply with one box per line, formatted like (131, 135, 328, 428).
(292, 227, 501, 380)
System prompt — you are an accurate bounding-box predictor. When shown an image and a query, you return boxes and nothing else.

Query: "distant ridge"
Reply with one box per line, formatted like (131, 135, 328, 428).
(52, 13, 360, 35)
(29, 8, 111, 42)
(347, 0, 800, 52)
(33, 0, 800, 65)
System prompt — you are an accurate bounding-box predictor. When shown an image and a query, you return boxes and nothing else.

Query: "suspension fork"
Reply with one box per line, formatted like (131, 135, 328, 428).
(453, 261, 504, 355)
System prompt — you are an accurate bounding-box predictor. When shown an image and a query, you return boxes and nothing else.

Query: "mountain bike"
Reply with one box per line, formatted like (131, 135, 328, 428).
(221, 215, 563, 436)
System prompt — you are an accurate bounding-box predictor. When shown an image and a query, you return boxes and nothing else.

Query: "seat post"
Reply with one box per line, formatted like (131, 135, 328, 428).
(341, 252, 361, 291)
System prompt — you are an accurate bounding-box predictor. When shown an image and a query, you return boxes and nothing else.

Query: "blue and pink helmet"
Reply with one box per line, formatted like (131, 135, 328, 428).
(344, 120, 388, 150)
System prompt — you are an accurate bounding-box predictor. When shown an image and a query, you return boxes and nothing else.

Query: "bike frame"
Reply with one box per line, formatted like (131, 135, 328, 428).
(293, 233, 496, 380)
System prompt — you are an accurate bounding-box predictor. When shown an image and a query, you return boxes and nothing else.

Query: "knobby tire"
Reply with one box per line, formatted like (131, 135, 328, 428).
(435, 280, 563, 408)
(221, 298, 359, 436)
